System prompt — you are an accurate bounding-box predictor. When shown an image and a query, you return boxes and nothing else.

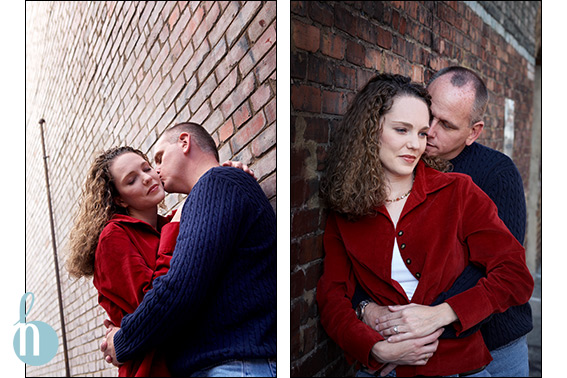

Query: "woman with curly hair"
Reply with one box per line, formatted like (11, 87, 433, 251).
(67, 146, 179, 377)
(316, 73, 533, 377)
(67, 146, 253, 377)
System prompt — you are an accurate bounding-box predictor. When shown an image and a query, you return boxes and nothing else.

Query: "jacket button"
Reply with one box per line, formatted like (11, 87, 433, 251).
(415, 272, 421, 278)
(400, 243, 406, 249)
(406, 258, 411, 265)
(398, 230, 404, 236)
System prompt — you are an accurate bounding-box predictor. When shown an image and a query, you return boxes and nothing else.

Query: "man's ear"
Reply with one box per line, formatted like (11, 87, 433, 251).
(178, 132, 191, 154)
(465, 121, 484, 146)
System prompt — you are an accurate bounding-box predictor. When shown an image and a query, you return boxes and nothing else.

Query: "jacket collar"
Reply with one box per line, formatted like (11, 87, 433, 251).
(376, 159, 458, 218)
(107, 213, 169, 234)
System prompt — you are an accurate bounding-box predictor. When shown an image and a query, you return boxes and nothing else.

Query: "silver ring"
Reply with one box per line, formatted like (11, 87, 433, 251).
(393, 325, 399, 334)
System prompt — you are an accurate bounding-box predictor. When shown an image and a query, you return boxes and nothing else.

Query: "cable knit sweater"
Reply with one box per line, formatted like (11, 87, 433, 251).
(113, 166, 277, 375)
(444, 142, 533, 350)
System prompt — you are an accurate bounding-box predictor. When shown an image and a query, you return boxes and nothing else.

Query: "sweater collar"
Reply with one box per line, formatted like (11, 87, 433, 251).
(449, 142, 477, 169)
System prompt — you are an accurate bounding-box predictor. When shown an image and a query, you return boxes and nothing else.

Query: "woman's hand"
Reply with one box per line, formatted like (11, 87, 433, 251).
(376, 303, 458, 342)
(371, 328, 443, 373)
(222, 160, 256, 179)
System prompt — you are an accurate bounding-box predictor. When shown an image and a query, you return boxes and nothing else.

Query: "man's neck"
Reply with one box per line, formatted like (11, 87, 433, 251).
(186, 159, 220, 193)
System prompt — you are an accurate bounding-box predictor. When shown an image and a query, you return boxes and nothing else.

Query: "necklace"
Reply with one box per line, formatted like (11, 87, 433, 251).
(385, 188, 412, 203)
(385, 176, 415, 203)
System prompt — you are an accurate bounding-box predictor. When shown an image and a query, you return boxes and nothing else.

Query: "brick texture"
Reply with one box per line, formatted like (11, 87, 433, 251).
(290, 1, 539, 376)
(25, 2, 276, 376)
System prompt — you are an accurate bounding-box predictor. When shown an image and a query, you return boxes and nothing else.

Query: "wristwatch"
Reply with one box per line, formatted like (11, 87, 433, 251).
(355, 299, 372, 320)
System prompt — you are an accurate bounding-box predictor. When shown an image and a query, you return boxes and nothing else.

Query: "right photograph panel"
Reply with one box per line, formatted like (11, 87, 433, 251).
(290, 1, 541, 376)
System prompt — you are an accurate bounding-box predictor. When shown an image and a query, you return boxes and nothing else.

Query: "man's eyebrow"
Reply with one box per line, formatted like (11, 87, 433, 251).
(154, 151, 162, 162)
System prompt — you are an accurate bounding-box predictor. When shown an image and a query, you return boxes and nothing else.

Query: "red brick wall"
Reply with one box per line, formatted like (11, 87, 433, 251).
(290, 1, 536, 376)
(26, 2, 276, 376)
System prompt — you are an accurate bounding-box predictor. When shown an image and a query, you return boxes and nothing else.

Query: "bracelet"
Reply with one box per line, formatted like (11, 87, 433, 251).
(355, 299, 372, 320)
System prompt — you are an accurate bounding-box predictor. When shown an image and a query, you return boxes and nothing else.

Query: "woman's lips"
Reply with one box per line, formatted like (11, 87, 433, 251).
(147, 184, 160, 194)
(400, 155, 417, 163)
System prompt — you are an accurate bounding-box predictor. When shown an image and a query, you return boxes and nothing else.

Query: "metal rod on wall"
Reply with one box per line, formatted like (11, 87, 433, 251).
(38, 118, 71, 377)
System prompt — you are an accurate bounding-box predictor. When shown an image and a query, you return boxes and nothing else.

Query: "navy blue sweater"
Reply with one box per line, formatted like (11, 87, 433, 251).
(442, 142, 533, 350)
(113, 166, 277, 375)
(352, 142, 533, 350)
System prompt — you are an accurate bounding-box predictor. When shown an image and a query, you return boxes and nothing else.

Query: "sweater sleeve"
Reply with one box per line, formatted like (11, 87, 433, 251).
(483, 161, 527, 244)
(317, 212, 385, 370)
(444, 178, 534, 335)
(113, 170, 246, 363)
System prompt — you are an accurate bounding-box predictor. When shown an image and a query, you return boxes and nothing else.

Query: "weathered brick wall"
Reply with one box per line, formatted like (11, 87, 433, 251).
(25, 1, 276, 376)
(290, 1, 539, 376)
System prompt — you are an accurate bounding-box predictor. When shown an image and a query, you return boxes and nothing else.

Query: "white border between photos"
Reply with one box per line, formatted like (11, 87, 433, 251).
(276, 1, 291, 377)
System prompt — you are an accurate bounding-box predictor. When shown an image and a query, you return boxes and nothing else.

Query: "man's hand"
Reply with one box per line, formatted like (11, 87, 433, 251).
(101, 320, 123, 367)
(361, 302, 393, 333)
(221, 160, 256, 179)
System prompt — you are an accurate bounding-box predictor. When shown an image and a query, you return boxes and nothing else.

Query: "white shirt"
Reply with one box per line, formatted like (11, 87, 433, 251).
(391, 238, 419, 301)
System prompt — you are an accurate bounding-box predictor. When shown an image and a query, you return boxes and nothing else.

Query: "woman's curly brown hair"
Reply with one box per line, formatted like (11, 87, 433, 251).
(320, 73, 449, 220)
(66, 146, 149, 278)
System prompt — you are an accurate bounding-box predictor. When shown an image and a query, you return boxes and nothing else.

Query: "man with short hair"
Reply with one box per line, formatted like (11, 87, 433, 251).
(102, 122, 277, 377)
(357, 67, 532, 377)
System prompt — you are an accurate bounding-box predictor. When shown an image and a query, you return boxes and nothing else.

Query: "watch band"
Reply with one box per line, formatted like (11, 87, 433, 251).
(356, 299, 372, 320)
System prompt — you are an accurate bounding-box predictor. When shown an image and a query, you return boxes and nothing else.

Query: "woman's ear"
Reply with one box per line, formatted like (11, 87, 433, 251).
(113, 196, 128, 209)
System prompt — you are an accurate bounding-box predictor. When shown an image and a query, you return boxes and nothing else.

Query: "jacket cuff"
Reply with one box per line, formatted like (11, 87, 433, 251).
(445, 286, 492, 335)
(342, 323, 385, 370)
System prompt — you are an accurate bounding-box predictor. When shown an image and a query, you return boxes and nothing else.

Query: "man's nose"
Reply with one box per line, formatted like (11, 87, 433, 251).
(428, 118, 439, 138)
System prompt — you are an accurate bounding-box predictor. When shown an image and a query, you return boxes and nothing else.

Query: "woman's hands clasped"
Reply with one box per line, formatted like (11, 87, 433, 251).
(375, 302, 458, 342)
(362, 302, 458, 375)
(371, 328, 443, 376)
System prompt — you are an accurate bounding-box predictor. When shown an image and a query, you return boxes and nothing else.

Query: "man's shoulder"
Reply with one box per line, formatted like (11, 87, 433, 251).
(194, 166, 270, 205)
(199, 166, 258, 188)
(472, 142, 515, 167)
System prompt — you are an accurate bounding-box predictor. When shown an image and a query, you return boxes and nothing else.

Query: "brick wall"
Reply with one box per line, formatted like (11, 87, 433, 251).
(25, 1, 276, 376)
(290, 1, 539, 376)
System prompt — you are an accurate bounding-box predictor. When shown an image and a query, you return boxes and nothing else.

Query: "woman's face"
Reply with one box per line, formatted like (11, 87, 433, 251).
(109, 152, 165, 212)
(378, 95, 430, 180)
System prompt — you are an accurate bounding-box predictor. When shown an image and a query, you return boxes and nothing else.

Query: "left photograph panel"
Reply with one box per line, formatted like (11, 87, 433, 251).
(25, 2, 276, 377)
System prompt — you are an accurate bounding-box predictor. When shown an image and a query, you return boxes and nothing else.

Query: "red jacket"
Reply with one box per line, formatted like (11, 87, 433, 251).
(93, 213, 179, 377)
(316, 160, 534, 376)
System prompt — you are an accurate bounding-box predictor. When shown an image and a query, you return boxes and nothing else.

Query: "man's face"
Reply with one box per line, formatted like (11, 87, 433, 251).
(425, 76, 482, 160)
(153, 136, 184, 193)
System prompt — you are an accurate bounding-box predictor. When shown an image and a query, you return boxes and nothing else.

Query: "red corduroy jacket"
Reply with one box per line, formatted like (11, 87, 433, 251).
(317, 160, 534, 377)
(93, 213, 179, 377)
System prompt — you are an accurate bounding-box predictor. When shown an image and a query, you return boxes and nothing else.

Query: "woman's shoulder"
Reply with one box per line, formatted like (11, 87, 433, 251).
(421, 163, 474, 190)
